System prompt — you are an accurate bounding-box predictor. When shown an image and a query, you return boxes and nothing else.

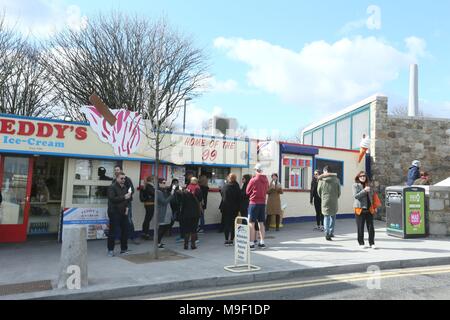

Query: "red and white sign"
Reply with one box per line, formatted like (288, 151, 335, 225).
(81, 106, 143, 157)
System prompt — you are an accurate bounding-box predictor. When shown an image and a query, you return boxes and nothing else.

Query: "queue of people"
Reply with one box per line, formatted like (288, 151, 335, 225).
(106, 158, 431, 256)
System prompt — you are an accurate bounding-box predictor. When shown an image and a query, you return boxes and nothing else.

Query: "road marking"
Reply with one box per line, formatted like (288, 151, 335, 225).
(147, 265, 450, 300)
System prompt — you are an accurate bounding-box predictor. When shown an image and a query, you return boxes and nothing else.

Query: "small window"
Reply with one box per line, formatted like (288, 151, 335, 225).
(72, 185, 109, 205)
(200, 166, 230, 189)
(75, 159, 118, 181)
(315, 158, 344, 185)
(282, 157, 312, 190)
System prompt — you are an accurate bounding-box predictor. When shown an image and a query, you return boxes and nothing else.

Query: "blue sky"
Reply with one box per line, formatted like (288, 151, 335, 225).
(2, 0, 450, 139)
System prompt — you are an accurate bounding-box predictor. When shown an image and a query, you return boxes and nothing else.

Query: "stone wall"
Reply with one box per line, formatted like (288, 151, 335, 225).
(370, 97, 450, 218)
(428, 187, 450, 236)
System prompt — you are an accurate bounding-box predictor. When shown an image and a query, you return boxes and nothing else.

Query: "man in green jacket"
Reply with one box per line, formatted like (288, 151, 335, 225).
(317, 166, 341, 241)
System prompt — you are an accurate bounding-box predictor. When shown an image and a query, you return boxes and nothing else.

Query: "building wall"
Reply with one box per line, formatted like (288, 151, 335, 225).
(428, 186, 450, 236)
(371, 97, 450, 217)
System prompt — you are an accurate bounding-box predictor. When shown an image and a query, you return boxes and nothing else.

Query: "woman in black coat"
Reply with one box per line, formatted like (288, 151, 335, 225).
(179, 190, 202, 250)
(310, 170, 324, 231)
(220, 173, 241, 246)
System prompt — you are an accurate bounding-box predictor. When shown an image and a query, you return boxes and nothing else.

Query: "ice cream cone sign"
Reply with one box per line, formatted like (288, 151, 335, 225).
(89, 93, 117, 126)
(358, 134, 371, 163)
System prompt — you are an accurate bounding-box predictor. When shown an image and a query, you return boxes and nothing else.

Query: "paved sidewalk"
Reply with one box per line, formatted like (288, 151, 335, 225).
(1, 219, 450, 300)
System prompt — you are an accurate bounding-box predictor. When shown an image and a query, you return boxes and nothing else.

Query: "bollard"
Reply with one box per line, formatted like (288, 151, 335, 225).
(57, 226, 88, 289)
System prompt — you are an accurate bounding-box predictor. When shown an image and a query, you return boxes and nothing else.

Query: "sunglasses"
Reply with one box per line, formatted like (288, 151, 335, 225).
(359, 175, 366, 178)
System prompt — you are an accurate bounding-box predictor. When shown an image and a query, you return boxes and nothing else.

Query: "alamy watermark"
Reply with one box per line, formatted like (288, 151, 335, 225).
(66, 265, 81, 290)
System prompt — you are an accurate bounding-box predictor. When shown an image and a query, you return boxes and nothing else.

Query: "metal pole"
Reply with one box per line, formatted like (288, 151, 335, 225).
(183, 99, 186, 133)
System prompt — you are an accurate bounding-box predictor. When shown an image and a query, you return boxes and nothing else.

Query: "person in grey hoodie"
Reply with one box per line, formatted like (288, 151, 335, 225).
(317, 166, 341, 241)
(155, 179, 174, 249)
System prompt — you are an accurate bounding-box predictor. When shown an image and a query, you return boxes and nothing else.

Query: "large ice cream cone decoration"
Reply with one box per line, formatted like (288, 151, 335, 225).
(358, 135, 371, 163)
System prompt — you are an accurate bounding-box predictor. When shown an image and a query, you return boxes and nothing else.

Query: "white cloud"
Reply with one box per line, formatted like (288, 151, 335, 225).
(405, 36, 428, 58)
(214, 36, 427, 111)
(207, 78, 238, 93)
(0, 0, 87, 37)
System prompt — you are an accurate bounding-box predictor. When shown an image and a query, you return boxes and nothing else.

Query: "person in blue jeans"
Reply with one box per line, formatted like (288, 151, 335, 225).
(113, 165, 139, 244)
(317, 166, 341, 241)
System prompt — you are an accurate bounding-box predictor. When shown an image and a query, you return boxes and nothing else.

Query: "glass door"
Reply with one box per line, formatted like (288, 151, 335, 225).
(0, 156, 34, 243)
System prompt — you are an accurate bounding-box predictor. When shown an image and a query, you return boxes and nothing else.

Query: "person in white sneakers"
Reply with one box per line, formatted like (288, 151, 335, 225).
(353, 171, 376, 249)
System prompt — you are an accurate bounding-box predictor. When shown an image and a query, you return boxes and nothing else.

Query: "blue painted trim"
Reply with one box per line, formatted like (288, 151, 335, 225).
(280, 144, 319, 155)
(0, 149, 148, 162)
(350, 114, 354, 150)
(0, 150, 247, 168)
(303, 104, 371, 136)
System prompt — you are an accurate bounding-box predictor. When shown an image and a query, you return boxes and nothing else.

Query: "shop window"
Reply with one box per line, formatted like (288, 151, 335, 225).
(315, 158, 344, 185)
(200, 166, 230, 189)
(282, 157, 312, 190)
(70, 159, 119, 206)
(72, 185, 110, 205)
(29, 157, 65, 235)
(74, 159, 118, 181)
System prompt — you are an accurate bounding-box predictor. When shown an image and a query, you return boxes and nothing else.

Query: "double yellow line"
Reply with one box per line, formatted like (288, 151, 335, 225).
(148, 265, 450, 300)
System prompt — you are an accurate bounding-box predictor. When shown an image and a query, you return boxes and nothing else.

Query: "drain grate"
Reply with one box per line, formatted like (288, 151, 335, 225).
(0, 280, 53, 297)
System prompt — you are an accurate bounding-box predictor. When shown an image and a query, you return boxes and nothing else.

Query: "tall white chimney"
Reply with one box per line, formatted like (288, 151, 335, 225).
(408, 64, 419, 117)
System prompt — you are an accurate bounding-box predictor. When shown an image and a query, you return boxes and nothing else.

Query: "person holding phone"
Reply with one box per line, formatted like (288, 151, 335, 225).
(107, 172, 132, 256)
(353, 171, 376, 249)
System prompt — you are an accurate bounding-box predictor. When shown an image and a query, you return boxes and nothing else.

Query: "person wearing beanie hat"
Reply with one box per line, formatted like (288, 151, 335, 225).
(407, 160, 421, 186)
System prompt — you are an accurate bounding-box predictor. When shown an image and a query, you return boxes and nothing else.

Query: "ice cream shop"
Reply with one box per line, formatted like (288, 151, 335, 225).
(0, 104, 368, 243)
(0, 110, 250, 243)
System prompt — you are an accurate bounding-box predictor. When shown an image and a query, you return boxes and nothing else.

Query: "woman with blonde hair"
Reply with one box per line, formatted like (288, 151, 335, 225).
(220, 173, 241, 246)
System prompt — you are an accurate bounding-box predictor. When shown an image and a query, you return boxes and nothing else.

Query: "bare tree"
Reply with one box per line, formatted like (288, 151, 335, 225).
(390, 105, 424, 117)
(0, 16, 57, 118)
(42, 13, 209, 123)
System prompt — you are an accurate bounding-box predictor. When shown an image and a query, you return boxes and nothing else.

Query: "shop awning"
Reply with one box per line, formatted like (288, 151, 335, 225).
(280, 143, 319, 156)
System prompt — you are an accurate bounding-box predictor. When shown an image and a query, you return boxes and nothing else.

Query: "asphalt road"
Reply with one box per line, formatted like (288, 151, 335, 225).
(126, 264, 450, 300)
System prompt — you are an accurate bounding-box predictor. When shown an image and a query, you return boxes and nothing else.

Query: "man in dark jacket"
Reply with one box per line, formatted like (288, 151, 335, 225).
(407, 160, 421, 186)
(310, 170, 324, 231)
(107, 172, 131, 256)
(113, 165, 138, 244)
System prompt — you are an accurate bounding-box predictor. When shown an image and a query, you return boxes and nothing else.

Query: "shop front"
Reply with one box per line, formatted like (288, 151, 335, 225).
(0, 113, 250, 243)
